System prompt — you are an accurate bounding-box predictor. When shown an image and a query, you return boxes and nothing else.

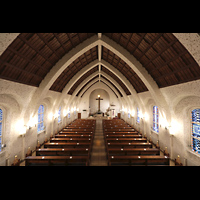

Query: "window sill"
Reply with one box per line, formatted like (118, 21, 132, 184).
(151, 129, 159, 135)
(37, 129, 45, 135)
(186, 147, 200, 158)
(0, 150, 6, 157)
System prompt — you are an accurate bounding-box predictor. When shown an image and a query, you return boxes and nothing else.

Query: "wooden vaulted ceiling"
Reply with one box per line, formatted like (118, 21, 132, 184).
(0, 33, 200, 98)
(0, 33, 96, 87)
(103, 33, 200, 88)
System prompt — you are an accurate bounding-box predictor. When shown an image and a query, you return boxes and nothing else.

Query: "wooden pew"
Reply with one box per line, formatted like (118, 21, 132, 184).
(104, 128, 135, 132)
(50, 138, 92, 143)
(103, 119, 172, 166)
(62, 128, 94, 132)
(44, 142, 91, 149)
(36, 148, 90, 158)
(25, 118, 96, 166)
(107, 148, 160, 156)
(104, 125, 132, 128)
(65, 125, 95, 128)
(11, 155, 20, 166)
(105, 134, 142, 138)
(106, 142, 153, 149)
(106, 138, 147, 143)
(55, 134, 93, 138)
(25, 156, 89, 166)
(104, 131, 139, 135)
(108, 155, 169, 166)
(104, 125, 134, 129)
(59, 131, 94, 135)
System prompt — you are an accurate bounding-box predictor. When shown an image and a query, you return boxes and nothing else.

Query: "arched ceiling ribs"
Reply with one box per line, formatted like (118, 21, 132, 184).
(67, 66, 99, 95)
(76, 75, 99, 96)
(50, 45, 98, 92)
(1, 33, 200, 122)
(1, 33, 200, 94)
(81, 80, 99, 98)
(0, 33, 96, 87)
(101, 46, 148, 93)
(103, 33, 200, 88)
(63, 59, 133, 98)
(54, 58, 132, 111)
(100, 75, 122, 97)
(100, 34, 171, 120)
(75, 73, 122, 98)
(100, 65, 130, 95)
(67, 64, 128, 97)
(66, 71, 130, 109)
(73, 70, 127, 99)
(100, 80, 118, 98)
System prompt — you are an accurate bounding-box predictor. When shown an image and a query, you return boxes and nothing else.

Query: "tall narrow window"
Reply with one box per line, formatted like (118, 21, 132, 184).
(191, 109, 200, 154)
(38, 105, 44, 133)
(58, 107, 61, 123)
(0, 109, 2, 152)
(137, 108, 140, 123)
(153, 106, 159, 133)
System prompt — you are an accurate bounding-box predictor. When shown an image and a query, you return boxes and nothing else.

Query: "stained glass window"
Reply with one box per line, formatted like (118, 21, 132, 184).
(128, 111, 130, 119)
(137, 108, 140, 123)
(153, 106, 159, 133)
(0, 109, 2, 152)
(38, 105, 44, 133)
(58, 107, 61, 123)
(191, 109, 200, 154)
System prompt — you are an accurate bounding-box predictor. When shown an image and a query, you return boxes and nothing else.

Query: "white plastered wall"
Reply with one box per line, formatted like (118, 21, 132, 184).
(78, 81, 120, 119)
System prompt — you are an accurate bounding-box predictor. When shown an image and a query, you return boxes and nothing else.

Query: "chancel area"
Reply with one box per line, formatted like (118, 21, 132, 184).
(0, 33, 200, 166)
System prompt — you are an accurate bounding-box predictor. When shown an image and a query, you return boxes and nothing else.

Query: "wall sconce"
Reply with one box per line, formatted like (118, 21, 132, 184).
(48, 112, 53, 120)
(54, 112, 58, 119)
(63, 109, 67, 117)
(165, 125, 171, 130)
(19, 125, 27, 136)
(168, 126, 174, 136)
(27, 116, 37, 129)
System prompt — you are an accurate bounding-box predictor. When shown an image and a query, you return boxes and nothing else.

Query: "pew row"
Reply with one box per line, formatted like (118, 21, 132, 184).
(25, 118, 95, 166)
(26, 156, 89, 166)
(108, 155, 170, 166)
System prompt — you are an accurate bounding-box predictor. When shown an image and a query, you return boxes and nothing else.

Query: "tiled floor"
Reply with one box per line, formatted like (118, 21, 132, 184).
(89, 117, 108, 166)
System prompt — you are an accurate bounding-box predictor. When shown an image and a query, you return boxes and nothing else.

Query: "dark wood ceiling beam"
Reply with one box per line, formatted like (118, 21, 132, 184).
(125, 33, 134, 49)
(0, 61, 43, 80)
(154, 63, 195, 81)
(7, 47, 49, 74)
(53, 33, 67, 52)
(0, 73, 38, 87)
(67, 33, 75, 47)
(37, 33, 62, 59)
(131, 33, 146, 54)
(143, 39, 177, 67)
(148, 49, 188, 74)
(137, 33, 163, 60)
(18, 34, 54, 65)
(100, 80, 118, 98)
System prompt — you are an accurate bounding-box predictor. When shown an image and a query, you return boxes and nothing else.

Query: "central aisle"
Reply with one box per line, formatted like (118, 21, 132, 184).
(89, 117, 108, 166)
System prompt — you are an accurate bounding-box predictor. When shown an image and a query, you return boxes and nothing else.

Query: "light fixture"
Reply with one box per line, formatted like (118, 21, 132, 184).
(98, 95, 100, 98)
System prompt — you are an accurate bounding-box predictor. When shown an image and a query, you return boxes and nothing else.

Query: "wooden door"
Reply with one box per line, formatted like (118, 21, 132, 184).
(78, 113, 81, 119)
(117, 113, 121, 119)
